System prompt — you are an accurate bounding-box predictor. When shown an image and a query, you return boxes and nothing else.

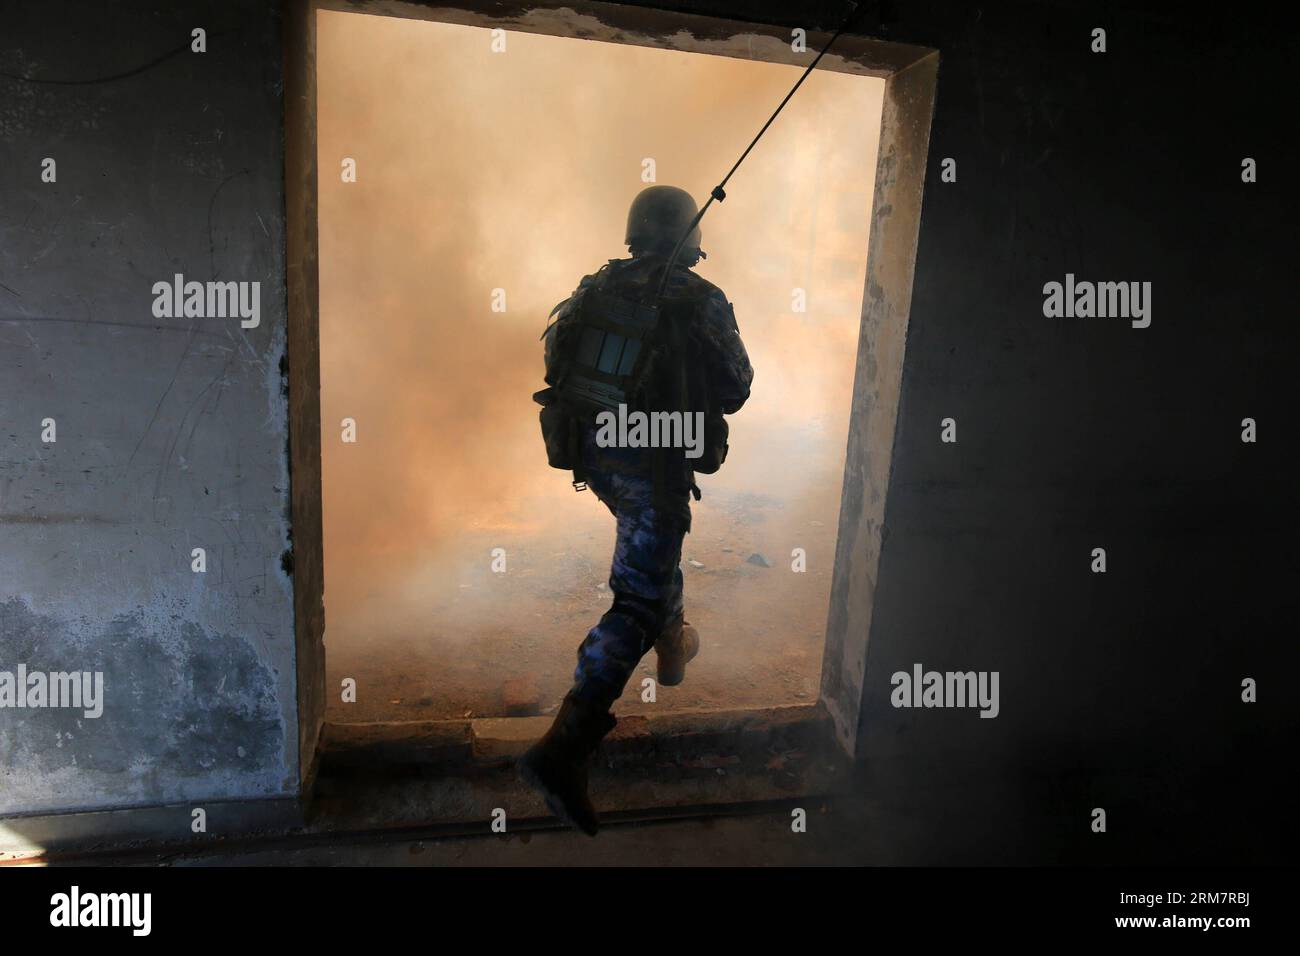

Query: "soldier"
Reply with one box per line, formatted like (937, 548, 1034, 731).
(521, 185, 753, 835)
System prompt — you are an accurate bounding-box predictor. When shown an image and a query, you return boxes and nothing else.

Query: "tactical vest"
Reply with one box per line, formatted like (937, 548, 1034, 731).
(535, 259, 729, 498)
(560, 286, 660, 417)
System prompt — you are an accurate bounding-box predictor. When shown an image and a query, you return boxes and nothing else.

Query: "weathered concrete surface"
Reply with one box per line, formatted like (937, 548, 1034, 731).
(2, 705, 845, 861)
(66, 807, 868, 867)
(321, 702, 824, 768)
(283, 0, 327, 794)
(821, 51, 938, 755)
(0, 0, 297, 816)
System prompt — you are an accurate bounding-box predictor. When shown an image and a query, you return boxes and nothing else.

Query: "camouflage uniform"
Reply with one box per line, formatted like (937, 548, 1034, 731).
(544, 253, 753, 707)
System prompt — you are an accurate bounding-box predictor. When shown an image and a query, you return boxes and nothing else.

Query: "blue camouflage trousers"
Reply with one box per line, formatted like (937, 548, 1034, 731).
(570, 426, 690, 707)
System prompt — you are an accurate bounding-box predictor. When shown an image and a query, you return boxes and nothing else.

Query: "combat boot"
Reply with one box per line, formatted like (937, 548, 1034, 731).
(518, 693, 617, 836)
(654, 615, 700, 686)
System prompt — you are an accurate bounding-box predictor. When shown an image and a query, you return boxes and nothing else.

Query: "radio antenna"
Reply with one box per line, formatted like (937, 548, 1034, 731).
(654, 1, 873, 299)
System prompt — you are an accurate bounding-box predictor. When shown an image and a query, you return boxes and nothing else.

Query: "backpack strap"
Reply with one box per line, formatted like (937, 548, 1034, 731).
(569, 412, 588, 492)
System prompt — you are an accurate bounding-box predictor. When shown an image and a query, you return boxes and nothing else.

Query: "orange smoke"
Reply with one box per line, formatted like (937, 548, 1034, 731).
(317, 11, 883, 647)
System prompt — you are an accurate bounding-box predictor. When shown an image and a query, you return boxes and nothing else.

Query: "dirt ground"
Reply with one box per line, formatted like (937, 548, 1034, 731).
(324, 453, 843, 724)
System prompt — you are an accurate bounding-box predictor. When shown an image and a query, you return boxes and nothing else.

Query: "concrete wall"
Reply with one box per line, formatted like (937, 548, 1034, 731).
(0, 0, 297, 815)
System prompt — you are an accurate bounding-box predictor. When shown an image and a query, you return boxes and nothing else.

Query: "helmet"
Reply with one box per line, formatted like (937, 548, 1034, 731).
(625, 185, 701, 254)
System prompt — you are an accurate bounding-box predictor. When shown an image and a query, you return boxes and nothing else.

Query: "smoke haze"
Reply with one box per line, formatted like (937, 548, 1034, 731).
(317, 11, 884, 719)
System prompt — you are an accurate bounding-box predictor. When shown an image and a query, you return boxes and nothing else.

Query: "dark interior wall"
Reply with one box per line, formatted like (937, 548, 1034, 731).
(0, 0, 298, 816)
(2, 0, 1293, 864)
(836, 0, 1295, 863)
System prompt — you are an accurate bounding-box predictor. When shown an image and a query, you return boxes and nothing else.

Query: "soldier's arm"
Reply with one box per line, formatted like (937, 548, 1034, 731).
(543, 269, 603, 386)
(696, 290, 754, 415)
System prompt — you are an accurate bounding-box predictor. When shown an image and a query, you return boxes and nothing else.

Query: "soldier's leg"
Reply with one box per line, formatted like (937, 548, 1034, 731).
(654, 560, 699, 686)
(519, 470, 686, 835)
(666, 563, 685, 625)
(572, 472, 688, 707)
